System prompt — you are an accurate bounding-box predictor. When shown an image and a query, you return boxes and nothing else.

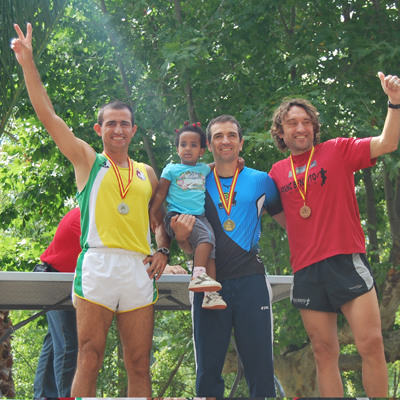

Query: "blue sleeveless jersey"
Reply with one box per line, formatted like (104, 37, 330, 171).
(205, 167, 282, 281)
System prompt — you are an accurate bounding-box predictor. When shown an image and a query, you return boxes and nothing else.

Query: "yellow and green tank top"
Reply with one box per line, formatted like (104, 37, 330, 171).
(77, 153, 152, 254)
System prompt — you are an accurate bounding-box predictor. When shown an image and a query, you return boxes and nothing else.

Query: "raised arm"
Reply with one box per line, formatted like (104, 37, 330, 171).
(11, 23, 95, 189)
(370, 72, 400, 159)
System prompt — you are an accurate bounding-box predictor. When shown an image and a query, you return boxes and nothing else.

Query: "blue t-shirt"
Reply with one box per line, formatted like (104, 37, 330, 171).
(161, 163, 211, 215)
(205, 167, 283, 281)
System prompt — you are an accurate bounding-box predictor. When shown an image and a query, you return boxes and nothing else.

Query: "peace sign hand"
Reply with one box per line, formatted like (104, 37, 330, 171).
(11, 23, 34, 67)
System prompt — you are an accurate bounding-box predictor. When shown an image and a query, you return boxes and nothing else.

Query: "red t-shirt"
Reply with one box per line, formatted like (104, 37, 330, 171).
(269, 137, 376, 273)
(40, 207, 81, 273)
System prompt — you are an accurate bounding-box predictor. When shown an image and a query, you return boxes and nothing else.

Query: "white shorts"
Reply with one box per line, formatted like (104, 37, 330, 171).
(73, 248, 158, 313)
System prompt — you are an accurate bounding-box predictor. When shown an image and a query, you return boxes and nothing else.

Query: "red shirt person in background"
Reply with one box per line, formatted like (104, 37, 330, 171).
(34, 207, 80, 398)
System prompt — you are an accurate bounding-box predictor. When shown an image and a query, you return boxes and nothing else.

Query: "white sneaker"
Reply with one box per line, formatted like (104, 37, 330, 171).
(188, 273, 222, 292)
(202, 291, 227, 309)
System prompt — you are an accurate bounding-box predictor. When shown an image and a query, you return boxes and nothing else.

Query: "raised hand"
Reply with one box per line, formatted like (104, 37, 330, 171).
(11, 23, 34, 66)
(378, 71, 400, 105)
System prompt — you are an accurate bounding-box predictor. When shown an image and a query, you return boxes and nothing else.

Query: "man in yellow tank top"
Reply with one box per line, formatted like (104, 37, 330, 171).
(12, 23, 171, 396)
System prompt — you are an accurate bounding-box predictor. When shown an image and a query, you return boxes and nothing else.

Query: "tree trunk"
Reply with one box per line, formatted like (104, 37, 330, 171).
(362, 167, 379, 263)
(383, 166, 400, 265)
(380, 268, 400, 331)
(274, 344, 319, 396)
(0, 310, 15, 398)
(173, 0, 198, 123)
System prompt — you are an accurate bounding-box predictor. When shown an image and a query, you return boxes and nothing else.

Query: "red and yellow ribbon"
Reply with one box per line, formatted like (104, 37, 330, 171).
(213, 167, 239, 217)
(290, 146, 314, 205)
(103, 151, 134, 199)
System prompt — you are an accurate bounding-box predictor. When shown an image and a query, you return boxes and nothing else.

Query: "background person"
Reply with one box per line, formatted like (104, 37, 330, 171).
(268, 72, 400, 397)
(33, 207, 80, 398)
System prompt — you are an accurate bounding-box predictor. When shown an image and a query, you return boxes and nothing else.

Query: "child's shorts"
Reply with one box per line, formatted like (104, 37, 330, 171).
(164, 212, 216, 258)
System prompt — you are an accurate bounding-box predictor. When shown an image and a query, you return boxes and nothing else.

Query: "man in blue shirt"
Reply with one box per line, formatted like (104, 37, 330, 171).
(171, 115, 285, 397)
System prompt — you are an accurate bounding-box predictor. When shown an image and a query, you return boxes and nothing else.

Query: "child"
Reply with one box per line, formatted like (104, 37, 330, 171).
(150, 121, 231, 309)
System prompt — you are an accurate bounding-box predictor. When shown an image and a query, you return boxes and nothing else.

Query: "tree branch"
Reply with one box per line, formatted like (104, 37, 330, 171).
(277, 4, 292, 37)
(157, 351, 186, 396)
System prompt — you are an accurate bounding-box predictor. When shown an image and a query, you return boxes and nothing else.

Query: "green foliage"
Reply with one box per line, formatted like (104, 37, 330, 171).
(10, 312, 47, 399)
(96, 320, 128, 397)
(388, 360, 400, 397)
(152, 310, 195, 396)
(0, 0, 70, 140)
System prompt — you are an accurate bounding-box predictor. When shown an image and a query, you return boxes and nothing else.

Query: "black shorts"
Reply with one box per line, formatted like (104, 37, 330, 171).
(291, 253, 375, 313)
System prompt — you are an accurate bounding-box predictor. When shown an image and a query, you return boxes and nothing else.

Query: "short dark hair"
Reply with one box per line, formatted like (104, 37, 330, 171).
(206, 115, 243, 142)
(271, 98, 321, 152)
(174, 122, 207, 148)
(97, 100, 135, 127)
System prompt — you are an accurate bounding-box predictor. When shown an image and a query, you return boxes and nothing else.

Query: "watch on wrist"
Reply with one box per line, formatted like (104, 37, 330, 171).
(388, 100, 400, 109)
(156, 247, 170, 261)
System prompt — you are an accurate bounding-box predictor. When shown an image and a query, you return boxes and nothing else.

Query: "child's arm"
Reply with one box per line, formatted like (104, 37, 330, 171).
(149, 178, 171, 232)
(237, 156, 245, 171)
(207, 157, 245, 172)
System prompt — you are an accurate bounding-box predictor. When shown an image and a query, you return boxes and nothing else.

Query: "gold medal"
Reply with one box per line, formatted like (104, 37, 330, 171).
(214, 168, 239, 232)
(300, 205, 311, 218)
(223, 219, 236, 231)
(290, 147, 315, 219)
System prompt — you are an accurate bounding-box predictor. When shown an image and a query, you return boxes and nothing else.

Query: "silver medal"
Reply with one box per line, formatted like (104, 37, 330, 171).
(117, 202, 130, 215)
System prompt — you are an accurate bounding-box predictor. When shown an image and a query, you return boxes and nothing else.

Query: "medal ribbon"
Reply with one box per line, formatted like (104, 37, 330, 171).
(213, 167, 239, 217)
(290, 146, 314, 204)
(102, 151, 134, 199)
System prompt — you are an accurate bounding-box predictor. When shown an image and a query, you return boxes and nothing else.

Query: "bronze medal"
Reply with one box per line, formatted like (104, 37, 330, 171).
(290, 147, 315, 219)
(300, 205, 311, 218)
(223, 219, 236, 231)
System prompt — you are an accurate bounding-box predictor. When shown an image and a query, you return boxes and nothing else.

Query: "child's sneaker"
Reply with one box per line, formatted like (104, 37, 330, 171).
(202, 291, 227, 309)
(188, 272, 222, 292)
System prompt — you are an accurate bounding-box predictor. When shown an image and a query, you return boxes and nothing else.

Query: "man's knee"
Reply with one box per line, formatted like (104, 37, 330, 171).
(124, 350, 151, 375)
(356, 329, 385, 359)
(77, 341, 105, 373)
(311, 339, 340, 366)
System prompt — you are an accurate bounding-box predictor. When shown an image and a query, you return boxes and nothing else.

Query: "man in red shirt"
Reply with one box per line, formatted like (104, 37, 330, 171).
(269, 72, 400, 396)
(33, 207, 80, 397)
